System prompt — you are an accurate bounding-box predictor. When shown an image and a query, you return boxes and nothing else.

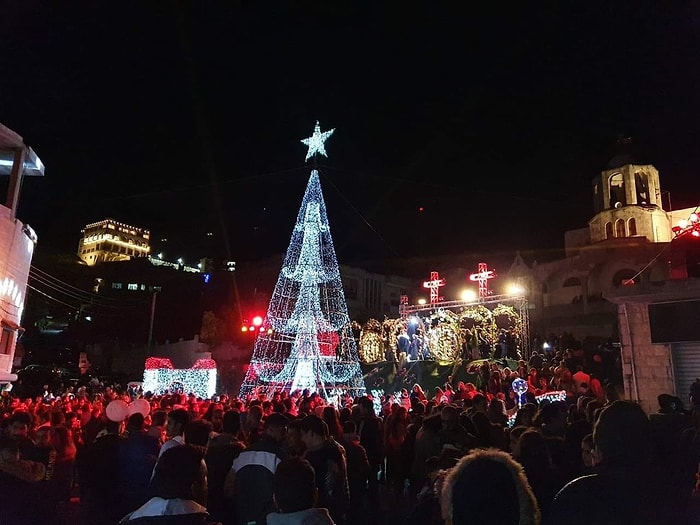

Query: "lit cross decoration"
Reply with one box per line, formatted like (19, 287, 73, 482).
(469, 262, 496, 299)
(423, 271, 446, 304)
(301, 121, 335, 162)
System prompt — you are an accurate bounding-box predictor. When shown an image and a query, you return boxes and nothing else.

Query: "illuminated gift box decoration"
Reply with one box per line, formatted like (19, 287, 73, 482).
(142, 357, 217, 399)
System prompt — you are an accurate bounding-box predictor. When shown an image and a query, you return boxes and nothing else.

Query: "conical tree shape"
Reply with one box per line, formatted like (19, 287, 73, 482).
(239, 170, 366, 399)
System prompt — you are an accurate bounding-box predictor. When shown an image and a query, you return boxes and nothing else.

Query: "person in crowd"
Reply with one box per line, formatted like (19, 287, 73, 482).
(321, 406, 343, 442)
(439, 405, 476, 454)
(206, 410, 246, 523)
(286, 418, 306, 457)
(159, 408, 189, 458)
(203, 403, 225, 434)
(300, 415, 349, 525)
(120, 445, 219, 525)
(410, 413, 443, 493)
(547, 400, 669, 524)
(50, 424, 78, 509)
(354, 396, 382, 522)
(118, 413, 160, 519)
(77, 418, 125, 525)
(440, 448, 541, 525)
(182, 419, 211, 507)
(488, 369, 503, 397)
(266, 457, 335, 525)
(339, 420, 369, 523)
(225, 412, 289, 525)
(487, 397, 508, 427)
(579, 433, 597, 472)
(384, 403, 409, 496)
(518, 429, 566, 520)
(529, 350, 544, 370)
(244, 404, 265, 445)
(410, 383, 427, 404)
(0, 428, 55, 525)
(147, 409, 167, 445)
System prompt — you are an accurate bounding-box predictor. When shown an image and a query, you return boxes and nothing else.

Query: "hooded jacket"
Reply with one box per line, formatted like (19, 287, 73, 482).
(440, 448, 540, 525)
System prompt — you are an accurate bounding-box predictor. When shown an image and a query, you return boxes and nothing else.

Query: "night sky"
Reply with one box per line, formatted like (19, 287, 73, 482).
(3, 2, 699, 266)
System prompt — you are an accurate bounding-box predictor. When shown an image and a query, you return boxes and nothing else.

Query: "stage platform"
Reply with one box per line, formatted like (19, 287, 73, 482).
(361, 357, 518, 397)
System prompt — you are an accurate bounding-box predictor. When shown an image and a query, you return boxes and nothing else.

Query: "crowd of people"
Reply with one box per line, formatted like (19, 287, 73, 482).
(1, 351, 700, 525)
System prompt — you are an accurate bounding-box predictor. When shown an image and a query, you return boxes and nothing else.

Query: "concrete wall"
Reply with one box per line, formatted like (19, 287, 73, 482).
(617, 302, 674, 414)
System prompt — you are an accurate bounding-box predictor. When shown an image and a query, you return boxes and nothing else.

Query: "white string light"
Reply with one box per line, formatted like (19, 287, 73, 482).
(239, 169, 365, 399)
(300, 121, 334, 162)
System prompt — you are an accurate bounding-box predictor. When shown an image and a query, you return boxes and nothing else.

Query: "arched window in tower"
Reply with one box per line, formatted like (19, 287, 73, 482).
(609, 173, 626, 208)
(634, 171, 649, 204)
(605, 222, 614, 239)
(615, 218, 625, 238)
(563, 277, 581, 287)
(628, 217, 637, 236)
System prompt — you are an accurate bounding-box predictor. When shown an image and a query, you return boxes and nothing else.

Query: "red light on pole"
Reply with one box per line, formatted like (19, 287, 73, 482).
(252, 315, 264, 327)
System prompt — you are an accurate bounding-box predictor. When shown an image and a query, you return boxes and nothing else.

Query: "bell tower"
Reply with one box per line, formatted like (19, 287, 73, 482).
(589, 162, 672, 244)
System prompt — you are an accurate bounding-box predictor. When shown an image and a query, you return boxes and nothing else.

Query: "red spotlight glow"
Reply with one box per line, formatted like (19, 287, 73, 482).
(252, 315, 263, 327)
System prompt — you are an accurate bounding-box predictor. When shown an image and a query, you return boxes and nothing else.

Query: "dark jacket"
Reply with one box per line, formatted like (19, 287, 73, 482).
(118, 431, 160, 517)
(78, 432, 125, 525)
(230, 436, 288, 525)
(304, 439, 349, 524)
(548, 470, 669, 525)
(205, 438, 245, 521)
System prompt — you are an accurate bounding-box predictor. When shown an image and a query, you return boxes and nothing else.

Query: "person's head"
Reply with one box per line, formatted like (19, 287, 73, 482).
(209, 408, 224, 431)
(166, 408, 189, 438)
(126, 413, 145, 434)
(322, 406, 342, 437)
(518, 429, 550, 467)
(222, 409, 242, 435)
(151, 409, 167, 427)
(440, 448, 540, 525)
(7, 411, 32, 440)
(184, 419, 212, 447)
(440, 405, 459, 430)
(248, 404, 264, 423)
(357, 396, 375, 417)
(581, 433, 596, 468)
(472, 393, 488, 413)
(286, 418, 304, 453)
(263, 412, 289, 444)
(508, 425, 529, 458)
(593, 400, 652, 470)
(152, 444, 204, 500)
(300, 415, 328, 448)
(273, 457, 317, 513)
(422, 413, 443, 434)
(342, 420, 357, 437)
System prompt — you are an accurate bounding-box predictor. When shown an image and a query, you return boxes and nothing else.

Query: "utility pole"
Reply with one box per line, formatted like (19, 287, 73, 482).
(147, 291, 158, 353)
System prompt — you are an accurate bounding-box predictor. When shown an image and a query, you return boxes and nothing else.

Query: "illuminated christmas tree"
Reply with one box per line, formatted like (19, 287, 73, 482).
(239, 123, 366, 400)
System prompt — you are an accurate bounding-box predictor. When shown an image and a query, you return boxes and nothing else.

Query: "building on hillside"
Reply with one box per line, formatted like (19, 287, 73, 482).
(0, 123, 44, 382)
(77, 218, 150, 265)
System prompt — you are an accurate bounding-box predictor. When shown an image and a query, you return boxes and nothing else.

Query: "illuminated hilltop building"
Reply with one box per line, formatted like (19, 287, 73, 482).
(78, 218, 150, 266)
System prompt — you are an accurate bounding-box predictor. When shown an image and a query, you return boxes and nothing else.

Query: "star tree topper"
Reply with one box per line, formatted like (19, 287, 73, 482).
(301, 121, 334, 162)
